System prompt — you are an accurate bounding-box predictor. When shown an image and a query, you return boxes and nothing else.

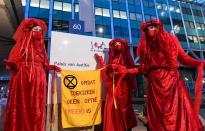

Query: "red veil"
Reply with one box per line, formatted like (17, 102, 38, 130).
(8, 18, 47, 62)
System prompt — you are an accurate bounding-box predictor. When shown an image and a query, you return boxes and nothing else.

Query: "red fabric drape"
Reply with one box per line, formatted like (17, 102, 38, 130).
(137, 19, 204, 131)
(4, 18, 48, 131)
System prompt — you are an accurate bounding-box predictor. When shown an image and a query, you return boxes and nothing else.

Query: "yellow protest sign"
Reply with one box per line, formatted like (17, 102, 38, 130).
(61, 69, 101, 128)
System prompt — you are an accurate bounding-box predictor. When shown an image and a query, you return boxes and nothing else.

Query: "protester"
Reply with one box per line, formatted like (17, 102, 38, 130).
(3, 18, 60, 131)
(118, 19, 204, 131)
(95, 38, 137, 131)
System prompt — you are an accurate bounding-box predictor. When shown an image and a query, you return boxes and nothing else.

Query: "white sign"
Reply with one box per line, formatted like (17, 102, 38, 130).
(50, 31, 111, 70)
(47, 32, 111, 104)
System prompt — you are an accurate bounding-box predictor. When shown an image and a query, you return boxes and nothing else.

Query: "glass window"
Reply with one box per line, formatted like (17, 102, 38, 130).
(201, 23, 205, 30)
(145, 15, 151, 21)
(176, 34, 187, 42)
(22, 0, 26, 6)
(162, 4, 167, 10)
(52, 20, 62, 30)
(103, 8, 110, 17)
(156, 3, 162, 9)
(114, 26, 122, 36)
(63, 3, 71, 12)
(184, 21, 189, 28)
(175, 7, 180, 13)
(119, 0, 125, 3)
(120, 11, 127, 19)
(136, 14, 142, 21)
(40, 0, 49, 9)
(30, 0, 40, 8)
(122, 27, 129, 36)
(169, 6, 174, 12)
(149, 2, 154, 8)
(199, 37, 204, 42)
(143, 1, 149, 7)
(75, 4, 79, 12)
(95, 8, 102, 16)
(193, 9, 202, 16)
(128, 0, 134, 5)
(188, 36, 193, 41)
(131, 28, 140, 37)
(113, 10, 120, 18)
(189, 22, 195, 29)
(173, 19, 183, 27)
(193, 36, 199, 43)
(54, 1, 62, 10)
(130, 13, 136, 20)
(196, 23, 201, 30)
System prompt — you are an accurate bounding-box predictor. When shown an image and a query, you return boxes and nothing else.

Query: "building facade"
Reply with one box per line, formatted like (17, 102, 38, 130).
(21, 0, 205, 97)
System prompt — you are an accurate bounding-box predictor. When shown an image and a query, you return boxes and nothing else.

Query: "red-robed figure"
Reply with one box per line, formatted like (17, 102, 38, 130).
(3, 18, 60, 131)
(121, 19, 204, 131)
(95, 38, 137, 131)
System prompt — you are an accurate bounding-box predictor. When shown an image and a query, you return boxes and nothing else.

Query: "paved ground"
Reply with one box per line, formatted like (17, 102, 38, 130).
(132, 121, 147, 131)
(133, 104, 205, 131)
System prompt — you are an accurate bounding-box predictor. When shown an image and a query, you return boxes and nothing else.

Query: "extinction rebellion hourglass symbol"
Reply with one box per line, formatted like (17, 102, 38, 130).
(64, 75, 78, 89)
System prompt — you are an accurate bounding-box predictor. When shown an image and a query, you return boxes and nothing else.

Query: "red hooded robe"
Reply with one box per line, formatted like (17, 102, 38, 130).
(4, 18, 52, 131)
(137, 19, 204, 131)
(96, 38, 137, 131)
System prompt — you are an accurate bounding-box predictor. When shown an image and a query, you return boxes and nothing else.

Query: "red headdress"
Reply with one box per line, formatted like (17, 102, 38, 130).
(137, 19, 173, 61)
(8, 18, 47, 63)
(108, 38, 137, 89)
(108, 38, 134, 66)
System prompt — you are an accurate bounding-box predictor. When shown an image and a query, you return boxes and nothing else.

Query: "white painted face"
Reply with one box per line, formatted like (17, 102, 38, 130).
(32, 26, 42, 32)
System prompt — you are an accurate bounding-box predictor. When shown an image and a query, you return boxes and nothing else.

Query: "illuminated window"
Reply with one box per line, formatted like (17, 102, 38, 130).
(30, 0, 40, 8)
(95, 8, 102, 16)
(21, 0, 26, 6)
(199, 37, 204, 43)
(63, 3, 71, 12)
(156, 3, 162, 9)
(75, 4, 79, 12)
(175, 7, 180, 13)
(120, 11, 127, 19)
(103, 8, 110, 17)
(193, 36, 199, 43)
(130, 13, 136, 20)
(188, 36, 193, 41)
(40, 0, 49, 9)
(169, 6, 174, 11)
(54, 1, 62, 10)
(113, 10, 120, 18)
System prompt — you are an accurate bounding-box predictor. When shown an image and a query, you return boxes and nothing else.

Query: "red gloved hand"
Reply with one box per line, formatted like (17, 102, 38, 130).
(113, 64, 138, 74)
(94, 53, 103, 62)
(47, 65, 61, 72)
(112, 64, 127, 75)
(4, 59, 18, 73)
(94, 53, 104, 68)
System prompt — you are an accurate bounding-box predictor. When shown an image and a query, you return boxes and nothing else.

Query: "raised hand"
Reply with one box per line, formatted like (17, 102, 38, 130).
(46, 65, 61, 72)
